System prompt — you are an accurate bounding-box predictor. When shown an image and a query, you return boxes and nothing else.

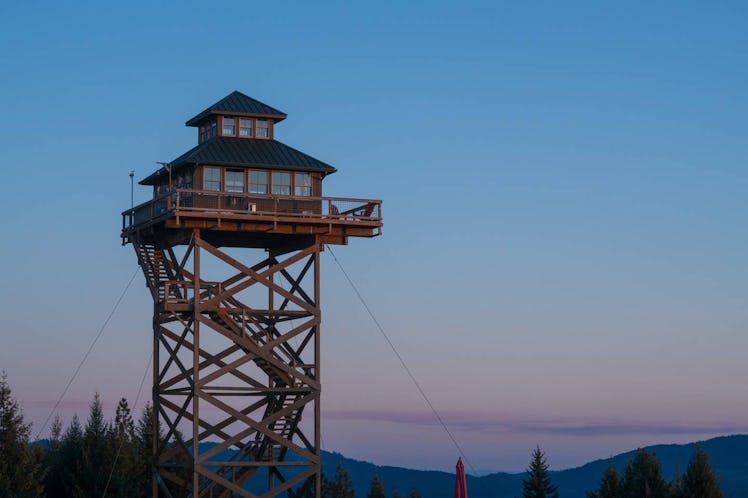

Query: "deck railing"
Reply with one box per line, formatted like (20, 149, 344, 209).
(122, 189, 382, 234)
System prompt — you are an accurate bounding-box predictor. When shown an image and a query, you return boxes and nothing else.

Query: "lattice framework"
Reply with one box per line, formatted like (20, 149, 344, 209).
(134, 230, 321, 497)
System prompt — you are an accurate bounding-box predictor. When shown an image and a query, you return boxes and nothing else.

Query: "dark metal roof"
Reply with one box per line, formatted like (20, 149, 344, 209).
(140, 137, 337, 185)
(185, 91, 287, 126)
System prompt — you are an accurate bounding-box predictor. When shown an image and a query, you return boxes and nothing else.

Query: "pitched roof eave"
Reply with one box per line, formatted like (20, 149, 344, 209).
(139, 137, 337, 185)
(184, 91, 287, 127)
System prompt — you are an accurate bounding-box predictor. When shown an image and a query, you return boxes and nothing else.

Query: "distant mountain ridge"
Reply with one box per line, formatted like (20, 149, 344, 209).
(59, 434, 741, 497)
(319, 434, 748, 498)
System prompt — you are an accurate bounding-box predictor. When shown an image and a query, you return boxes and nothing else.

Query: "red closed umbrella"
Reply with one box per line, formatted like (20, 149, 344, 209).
(454, 457, 468, 498)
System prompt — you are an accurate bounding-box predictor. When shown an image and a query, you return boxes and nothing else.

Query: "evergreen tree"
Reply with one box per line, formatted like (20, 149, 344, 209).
(392, 487, 403, 498)
(104, 398, 142, 497)
(287, 474, 321, 498)
(319, 473, 333, 498)
(408, 482, 422, 498)
(522, 446, 559, 498)
(587, 463, 620, 498)
(136, 402, 158, 495)
(619, 449, 668, 498)
(43, 414, 66, 495)
(80, 392, 112, 496)
(674, 446, 723, 498)
(58, 414, 85, 497)
(322, 463, 355, 498)
(367, 470, 386, 498)
(0, 372, 45, 497)
(50, 414, 63, 446)
(669, 469, 684, 498)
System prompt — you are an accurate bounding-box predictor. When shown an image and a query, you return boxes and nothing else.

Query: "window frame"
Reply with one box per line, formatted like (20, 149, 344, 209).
(239, 118, 253, 137)
(199, 119, 216, 142)
(225, 169, 245, 193)
(271, 171, 291, 195)
(222, 116, 236, 136)
(294, 172, 313, 197)
(203, 167, 222, 191)
(200, 167, 317, 198)
(249, 170, 269, 194)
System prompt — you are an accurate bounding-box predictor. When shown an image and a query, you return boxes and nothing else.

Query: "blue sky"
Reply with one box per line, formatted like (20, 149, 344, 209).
(1, 1, 747, 473)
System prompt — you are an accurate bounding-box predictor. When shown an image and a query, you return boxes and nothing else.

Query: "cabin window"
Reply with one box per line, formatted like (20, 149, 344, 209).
(249, 171, 268, 194)
(272, 171, 291, 195)
(239, 118, 253, 137)
(204, 167, 221, 191)
(295, 173, 312, 196)
(256, 120, 269, 138)
(223, 117, 236, 136)
(210, 120, 217, 137)
(225, 170, 244, 193)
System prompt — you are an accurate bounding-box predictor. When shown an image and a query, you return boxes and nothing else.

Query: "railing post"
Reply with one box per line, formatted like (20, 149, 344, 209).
(274, 197, 278, 229)
(176, 191, 181, 224)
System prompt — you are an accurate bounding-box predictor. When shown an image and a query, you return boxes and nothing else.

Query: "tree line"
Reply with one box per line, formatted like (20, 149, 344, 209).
(311, 464, 421, 498)
(0, 372, 725, 497)
(1, 372, 418, 498)
(523, 445, 724, 498)
(1, 372, 153, 496)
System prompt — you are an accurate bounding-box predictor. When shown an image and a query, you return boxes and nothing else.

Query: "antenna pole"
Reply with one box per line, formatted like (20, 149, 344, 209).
(129, 170, 135, 210)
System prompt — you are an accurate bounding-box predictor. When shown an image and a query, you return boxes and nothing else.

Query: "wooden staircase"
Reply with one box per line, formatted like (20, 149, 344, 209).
(134, 244, 171, 301)
(199, 308, 305, 497)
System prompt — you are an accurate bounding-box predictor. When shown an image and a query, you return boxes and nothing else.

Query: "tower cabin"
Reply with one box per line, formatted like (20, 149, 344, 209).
(122, 91, 382, 249)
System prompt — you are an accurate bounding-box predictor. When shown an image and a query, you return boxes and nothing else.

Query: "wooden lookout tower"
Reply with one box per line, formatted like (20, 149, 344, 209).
(122, 91, 382, 497)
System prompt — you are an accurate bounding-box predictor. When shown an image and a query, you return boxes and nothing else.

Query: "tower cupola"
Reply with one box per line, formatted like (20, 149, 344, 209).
(186, 90, 287, 143)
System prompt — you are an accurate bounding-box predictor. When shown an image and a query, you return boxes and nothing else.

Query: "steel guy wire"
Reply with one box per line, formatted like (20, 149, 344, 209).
(35, 267, 140, 441)
(326, 245, 477, 473)
(102, 351, 153, 497)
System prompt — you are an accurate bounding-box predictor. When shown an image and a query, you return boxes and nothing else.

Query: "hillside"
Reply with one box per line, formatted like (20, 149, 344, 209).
(318, 434, 748, 498)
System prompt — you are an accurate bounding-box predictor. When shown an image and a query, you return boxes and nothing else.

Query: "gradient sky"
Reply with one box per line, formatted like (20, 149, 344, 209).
(1, 1, 747, 473)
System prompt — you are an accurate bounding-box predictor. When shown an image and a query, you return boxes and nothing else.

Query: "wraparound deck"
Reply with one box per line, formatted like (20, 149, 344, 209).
(122, 189, 382, 247)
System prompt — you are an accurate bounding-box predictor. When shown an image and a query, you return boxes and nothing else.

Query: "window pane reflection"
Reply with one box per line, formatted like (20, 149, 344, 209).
(272, 171, 291, 195)
(249, 171, 268, 194)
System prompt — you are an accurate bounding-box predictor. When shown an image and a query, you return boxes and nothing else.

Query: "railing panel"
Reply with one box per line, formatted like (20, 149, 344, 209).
(123, 189, 382, 234)
(323, 199, 380, 220)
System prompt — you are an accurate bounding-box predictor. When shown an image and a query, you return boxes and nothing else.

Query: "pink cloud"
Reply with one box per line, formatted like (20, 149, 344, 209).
(324, 409, 748, 437)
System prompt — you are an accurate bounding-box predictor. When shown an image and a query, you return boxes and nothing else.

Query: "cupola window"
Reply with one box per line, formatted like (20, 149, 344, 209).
(223, 117, 236, 136)
(199, 119, 217, 142)
(239, 118, 253, 137)
(256, 120, 269, 138)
